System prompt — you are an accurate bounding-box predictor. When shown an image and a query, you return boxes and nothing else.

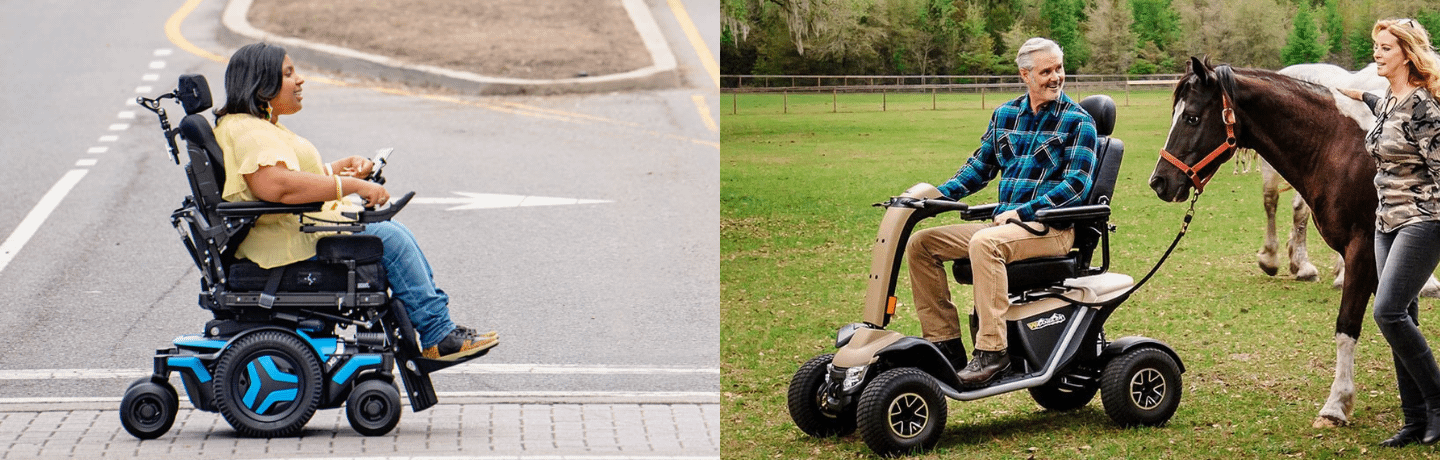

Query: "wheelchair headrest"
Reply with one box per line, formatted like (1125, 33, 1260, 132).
(177, 74, 212, 116)
(1078, 95, 1116, 136)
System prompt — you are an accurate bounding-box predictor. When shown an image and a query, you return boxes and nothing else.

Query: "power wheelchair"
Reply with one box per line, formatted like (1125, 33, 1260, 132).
(122, 74, 491, 439)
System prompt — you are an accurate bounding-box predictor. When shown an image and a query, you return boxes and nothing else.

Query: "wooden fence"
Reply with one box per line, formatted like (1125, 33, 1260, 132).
(721, 74, 1181, 114)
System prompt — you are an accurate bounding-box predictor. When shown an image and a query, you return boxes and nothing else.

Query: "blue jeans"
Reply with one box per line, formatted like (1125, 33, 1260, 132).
(361, 221, 456, 348)
(1375, 221, 1440, 422)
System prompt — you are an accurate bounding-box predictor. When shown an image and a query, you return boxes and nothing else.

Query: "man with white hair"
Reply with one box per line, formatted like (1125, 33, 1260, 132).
(906, 37, 1098, 385)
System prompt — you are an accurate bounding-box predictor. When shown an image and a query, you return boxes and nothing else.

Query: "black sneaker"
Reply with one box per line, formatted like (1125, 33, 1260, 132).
(422, 327, 498, 360)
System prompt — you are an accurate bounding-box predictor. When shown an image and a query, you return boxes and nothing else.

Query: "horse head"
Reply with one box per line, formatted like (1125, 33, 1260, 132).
(1150, 56, 1242, 202)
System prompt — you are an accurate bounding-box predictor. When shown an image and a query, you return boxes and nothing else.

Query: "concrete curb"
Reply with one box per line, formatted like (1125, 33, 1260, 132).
(218, 0, 680, 95)
(0, 392, 718, 412)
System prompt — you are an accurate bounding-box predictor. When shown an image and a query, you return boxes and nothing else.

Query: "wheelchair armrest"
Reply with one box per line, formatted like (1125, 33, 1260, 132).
(962, 203, 997, 220)
(349, 191, 415, 223)
(1034, 204, 1111, 223)
(216, 201, 324, 217)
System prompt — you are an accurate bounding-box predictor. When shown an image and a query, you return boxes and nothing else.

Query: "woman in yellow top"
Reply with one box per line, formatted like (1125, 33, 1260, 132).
(213, 43, 496, 361)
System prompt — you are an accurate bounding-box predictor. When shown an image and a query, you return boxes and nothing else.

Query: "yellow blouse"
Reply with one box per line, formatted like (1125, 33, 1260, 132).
(214, 114, 353, 269)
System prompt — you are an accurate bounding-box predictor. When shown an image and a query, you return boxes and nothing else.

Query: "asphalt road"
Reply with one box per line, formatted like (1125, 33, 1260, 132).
(0, 0, 718, 403)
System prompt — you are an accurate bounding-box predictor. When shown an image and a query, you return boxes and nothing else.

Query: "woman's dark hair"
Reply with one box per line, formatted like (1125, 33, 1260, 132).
(215, 43, 287, 119)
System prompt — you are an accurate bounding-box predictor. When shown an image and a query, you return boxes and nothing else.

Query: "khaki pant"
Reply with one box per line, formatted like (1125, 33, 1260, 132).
(906, 222, 1075, 352)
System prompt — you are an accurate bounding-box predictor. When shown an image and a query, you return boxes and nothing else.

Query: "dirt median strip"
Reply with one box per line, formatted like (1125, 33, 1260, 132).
(247, 0, 652, 80)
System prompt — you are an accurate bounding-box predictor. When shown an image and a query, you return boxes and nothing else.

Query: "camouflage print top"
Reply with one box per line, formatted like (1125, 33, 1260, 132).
(1366, 87, 1440, 233)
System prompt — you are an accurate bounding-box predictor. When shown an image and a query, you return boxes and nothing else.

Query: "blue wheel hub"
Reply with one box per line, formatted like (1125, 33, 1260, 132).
(239, 355, 299, 415)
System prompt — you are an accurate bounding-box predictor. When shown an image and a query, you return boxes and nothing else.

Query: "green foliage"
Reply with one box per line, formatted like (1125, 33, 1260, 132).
(719, 0, 1403, 76)
(1131, 0, 1180, 52)
(1085, 0, 1138, 74)
(1041, 0, 1089, 69)
(1321, 0, 1346, 64)
(1283, 4, 1327, 66)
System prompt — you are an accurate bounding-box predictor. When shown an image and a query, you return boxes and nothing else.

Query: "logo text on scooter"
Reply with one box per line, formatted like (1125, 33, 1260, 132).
(1026, 313, 1066, 331)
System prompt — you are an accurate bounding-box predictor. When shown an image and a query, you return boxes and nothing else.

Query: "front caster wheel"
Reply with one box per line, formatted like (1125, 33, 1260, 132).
(1102, 347, 1183, 427)
(786, 354, 856, 437)
(120, 379, 178, 439)
(347, 379, 402, 436)
(856, 368, 946, 457)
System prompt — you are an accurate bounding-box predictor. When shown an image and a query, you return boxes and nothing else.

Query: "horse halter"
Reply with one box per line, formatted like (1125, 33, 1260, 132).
(1158, 66, 1240, 194)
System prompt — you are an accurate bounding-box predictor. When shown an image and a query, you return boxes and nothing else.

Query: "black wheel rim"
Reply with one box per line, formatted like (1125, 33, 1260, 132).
(886, 392, 929, 439)
(1129, 368, 1166, 410)
(357, 392, 391, 425)
(233, 352, 303, 421)
(128, 395, 164, 428)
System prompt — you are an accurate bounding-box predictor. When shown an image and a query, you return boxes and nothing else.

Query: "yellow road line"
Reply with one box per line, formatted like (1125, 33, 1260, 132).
(165, 0, 225, 63)
(164, 0, 716, 149)
(691, 94, 717, 132)
(664, 0, 718, 87)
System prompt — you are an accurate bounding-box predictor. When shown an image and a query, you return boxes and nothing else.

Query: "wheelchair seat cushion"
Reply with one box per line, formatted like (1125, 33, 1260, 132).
(228, 260, 386, 293)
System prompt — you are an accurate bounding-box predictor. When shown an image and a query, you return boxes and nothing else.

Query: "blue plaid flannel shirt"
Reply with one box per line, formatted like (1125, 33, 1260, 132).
(937, 91, 1097, 221)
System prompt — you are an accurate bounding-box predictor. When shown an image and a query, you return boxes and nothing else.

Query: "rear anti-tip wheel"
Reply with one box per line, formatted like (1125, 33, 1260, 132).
(347, 379, 402, 436)
(120, 379, 178, 439)
(786, 353, 857, 437)
(1101, 347, 1182, 427)
(856, 368, 946, 457)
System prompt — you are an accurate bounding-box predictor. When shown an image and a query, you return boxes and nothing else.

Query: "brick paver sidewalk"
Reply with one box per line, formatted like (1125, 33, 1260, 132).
(1, 403, 718, 459)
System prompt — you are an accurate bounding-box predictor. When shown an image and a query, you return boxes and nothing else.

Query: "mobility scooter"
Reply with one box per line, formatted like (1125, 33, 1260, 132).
(121, 74, 492, 439)
(787, 95, 1184, 456)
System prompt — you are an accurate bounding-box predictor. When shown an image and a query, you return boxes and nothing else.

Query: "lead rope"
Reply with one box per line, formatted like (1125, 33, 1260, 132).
(1027, 190, 1202, 309)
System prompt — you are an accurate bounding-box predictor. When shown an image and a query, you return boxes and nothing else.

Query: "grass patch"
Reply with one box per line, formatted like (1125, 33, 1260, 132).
(721, 90, 1440, 458)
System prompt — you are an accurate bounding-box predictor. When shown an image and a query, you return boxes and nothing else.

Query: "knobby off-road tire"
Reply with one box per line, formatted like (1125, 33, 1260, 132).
(786, 353, 857, 437)
(1101, 348, 1182, 427)
(856, 368, 947, 457)
(212, 331, 324, 437)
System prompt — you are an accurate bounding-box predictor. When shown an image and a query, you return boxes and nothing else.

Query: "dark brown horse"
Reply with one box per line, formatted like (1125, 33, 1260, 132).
(1149, 57, 1378, 427)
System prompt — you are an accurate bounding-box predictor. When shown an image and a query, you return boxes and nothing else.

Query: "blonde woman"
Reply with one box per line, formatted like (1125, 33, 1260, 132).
(1365, 18, 1440, 447)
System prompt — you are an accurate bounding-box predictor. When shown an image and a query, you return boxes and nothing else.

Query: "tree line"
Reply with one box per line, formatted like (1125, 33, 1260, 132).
(720, 0, 1440, 78)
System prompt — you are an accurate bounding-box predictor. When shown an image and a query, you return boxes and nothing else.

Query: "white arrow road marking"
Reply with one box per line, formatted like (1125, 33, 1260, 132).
(410, 192, 612, 211)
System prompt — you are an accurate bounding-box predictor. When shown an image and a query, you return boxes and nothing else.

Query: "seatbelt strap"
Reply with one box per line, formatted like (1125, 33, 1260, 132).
(259, 267, 284, 309)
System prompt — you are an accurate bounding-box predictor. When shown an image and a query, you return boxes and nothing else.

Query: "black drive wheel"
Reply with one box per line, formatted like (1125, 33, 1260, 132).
(120, 379, 178, 439)
(1029, 378, 1099, 412)
(212, 331, 324, 437)
(856, 368, 947, 457)
(1101, 348, 1183, 427)
(786, 354, 856, 437)
(347, 379, 402, 436)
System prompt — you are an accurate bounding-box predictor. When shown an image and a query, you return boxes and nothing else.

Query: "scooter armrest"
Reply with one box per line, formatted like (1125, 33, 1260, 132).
(962, 203, 997, 220)
(1034, 204, 1111, 223)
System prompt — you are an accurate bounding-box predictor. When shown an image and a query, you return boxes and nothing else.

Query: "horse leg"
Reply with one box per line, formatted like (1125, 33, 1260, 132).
(1332, 254, 1345, 289)
(1258, 165, 1281, 276)
(1314, 239, 1378, 428)
(1423, 275, 1440, 298)
(1289, 194, 1320, 281)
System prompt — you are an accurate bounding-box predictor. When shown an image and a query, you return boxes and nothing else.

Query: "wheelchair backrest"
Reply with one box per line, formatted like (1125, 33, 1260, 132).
(178, 113, 227, 224)
(1078, 94, 1123, 208)
(1072, 94, 1124, 271)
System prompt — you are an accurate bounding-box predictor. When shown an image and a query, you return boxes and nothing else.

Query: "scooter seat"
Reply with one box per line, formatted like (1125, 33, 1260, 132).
(951, 255, 1078, 294)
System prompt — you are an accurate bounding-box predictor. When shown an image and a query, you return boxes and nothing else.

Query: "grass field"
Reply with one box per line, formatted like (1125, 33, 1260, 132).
(720, 89, 1440, 459)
